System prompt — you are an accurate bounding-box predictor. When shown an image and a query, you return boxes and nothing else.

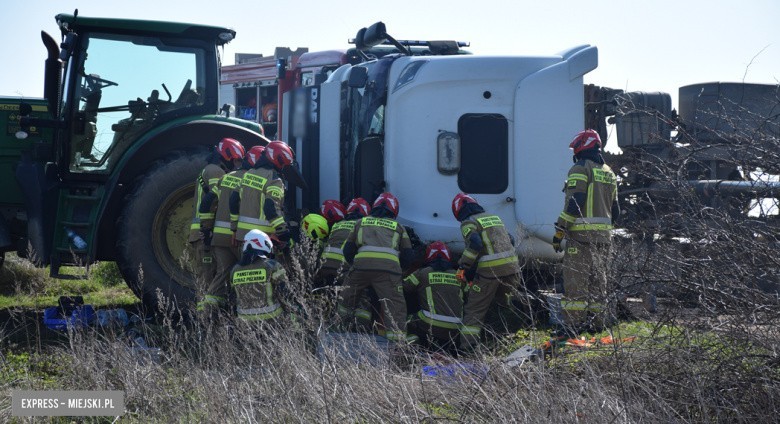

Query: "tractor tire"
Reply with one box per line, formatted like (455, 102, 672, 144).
(116, 149, 209, 316)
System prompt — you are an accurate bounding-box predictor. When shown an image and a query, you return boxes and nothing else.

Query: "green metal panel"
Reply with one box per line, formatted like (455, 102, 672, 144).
(55, 14, 235, 45)
(0, 98, 53, 207)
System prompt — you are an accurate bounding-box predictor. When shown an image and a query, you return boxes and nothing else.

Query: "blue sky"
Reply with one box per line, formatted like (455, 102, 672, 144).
(3, 0, 778, 111)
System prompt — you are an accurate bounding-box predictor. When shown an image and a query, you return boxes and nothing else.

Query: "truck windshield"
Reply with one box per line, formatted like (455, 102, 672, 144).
(67, 32, 207, 173)
(341, 58, 392, 201)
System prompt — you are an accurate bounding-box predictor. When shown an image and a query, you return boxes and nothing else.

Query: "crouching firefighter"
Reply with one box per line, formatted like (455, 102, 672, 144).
(338, 193, 416, 342)
(231, 229, 289, 323)
(452, 193, 523, 351)
(403, 241, 465, 354)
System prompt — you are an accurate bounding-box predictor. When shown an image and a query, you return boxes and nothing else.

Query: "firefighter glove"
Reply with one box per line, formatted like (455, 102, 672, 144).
(552, 230, 564, 253)
(456, 269, 467, 283)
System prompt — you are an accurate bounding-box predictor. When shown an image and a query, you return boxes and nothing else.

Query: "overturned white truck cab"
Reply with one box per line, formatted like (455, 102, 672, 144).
(281, 24, 597, 262)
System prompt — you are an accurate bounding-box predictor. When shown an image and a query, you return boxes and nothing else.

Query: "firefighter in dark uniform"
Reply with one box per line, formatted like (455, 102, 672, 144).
(338, 193, 416, 342)
(188, 138, 245, 309)
(230, 141, 294, 256)
(231, 229, 288, 323)
(404, 241, 465, 354)
(553, 129, 619, 336)
(197, 145, 264, 313)
(452, 193, 522, 350)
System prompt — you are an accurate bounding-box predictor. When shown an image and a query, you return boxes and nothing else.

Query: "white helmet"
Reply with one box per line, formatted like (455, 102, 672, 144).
(243, 229, 273, 256)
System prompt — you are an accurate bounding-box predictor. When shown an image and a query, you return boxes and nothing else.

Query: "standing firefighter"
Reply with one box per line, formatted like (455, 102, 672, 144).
(452, 193, 522, 351)
(231, 229, 288, 323)
(404, 241, 465, 354)
(553, 129, 619, 336)
(189, 138, 245, 308)
(197, 145, 264, 313)
(230, 141, 294, 254)
(338, 193, 415, 342)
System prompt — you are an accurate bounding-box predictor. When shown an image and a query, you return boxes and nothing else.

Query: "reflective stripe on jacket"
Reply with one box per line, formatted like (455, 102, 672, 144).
(321, 219, 358, 271)
(231, 258, 287, 321)
(556, 159, 617, 243)
(458, 212, 520, 278)
(346, 216, 411, 275)
(233, 167, 286, 241)
(188, 163, 225, 242)
(403, 266, 465, 329)
(205, 170, 246, 247)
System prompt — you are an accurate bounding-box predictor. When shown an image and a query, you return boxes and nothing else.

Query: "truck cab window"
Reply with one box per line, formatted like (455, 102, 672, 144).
(457, 113, 509, 194)
(68, 33, 206, 173)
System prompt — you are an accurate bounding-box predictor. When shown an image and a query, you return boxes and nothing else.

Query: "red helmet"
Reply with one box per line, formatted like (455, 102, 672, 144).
(452, 193, 478, 219)
(320, 200, 347, 224)
(373, 192, 399, 217)
(264, 141, 294, 170)
(246, 145, 266, 167)
(346, 197, 371, 217)
(424, 241, 451, 263)
(569, 129, 602, 155)
(217, 138, 245, 161)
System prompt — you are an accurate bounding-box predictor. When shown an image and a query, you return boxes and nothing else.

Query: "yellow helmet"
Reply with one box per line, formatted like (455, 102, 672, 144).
(301, 213, 330, 240)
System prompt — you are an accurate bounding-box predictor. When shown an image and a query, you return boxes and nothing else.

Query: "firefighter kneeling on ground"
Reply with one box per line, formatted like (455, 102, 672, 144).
(337, 193, 416, 343)
(191, 137, 246, 313)
(403, 241, 465, 355)
(552, 129, 619, 338)
(231, 229, 289, 324)
(452, 193, 524, 351)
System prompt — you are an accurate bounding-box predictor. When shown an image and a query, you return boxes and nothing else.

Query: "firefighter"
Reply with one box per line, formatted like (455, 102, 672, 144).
(452, 193, 522, 351)
(300, 212, 330, 243)
(230, 141, 294, 256)
(197, 145, 264, 313)
(403, 241, 465, 354)
(318, 198, 370, 286)
(188, 138, 245, 309)
(337, 193, 416, 342)
(231, 229, 288, 323)
(553, 129, 619, 336)
(317, 198, 374, 329)
(320, 199, 347, 227)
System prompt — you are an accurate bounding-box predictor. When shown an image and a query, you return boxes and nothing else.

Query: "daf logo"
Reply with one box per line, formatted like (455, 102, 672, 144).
(309, 88, 319, 124)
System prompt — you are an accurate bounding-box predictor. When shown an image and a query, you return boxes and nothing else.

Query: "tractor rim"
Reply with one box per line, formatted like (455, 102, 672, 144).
(151, 183, 196, 290)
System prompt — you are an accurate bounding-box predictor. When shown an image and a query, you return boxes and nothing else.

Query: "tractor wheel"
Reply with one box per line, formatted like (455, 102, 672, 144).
(116, 149, 209, 315)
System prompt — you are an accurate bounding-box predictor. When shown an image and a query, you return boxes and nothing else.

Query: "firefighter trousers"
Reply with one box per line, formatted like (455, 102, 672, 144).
(191, 239, 215, 289)
(561, 239, 615, 332)
(460, 272, 521, 349)
(201, 245, 239, 309)
(338, 270, 407, 341)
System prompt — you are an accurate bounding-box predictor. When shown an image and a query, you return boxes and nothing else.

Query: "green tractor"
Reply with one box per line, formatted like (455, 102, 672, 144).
(0, 12, 267, 313)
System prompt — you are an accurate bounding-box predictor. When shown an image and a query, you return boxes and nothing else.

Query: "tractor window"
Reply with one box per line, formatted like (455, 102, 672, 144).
(68, 33, 207, 173)
(457, 114, 508, 194)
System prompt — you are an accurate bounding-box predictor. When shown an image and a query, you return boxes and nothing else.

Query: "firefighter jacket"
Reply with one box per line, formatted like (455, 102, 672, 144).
(321, 219, 358, 272)
(403, 265, 465, 329)
(458, 212, 520, 279)
(188, 163, 225, 243)
(344, 216, 412, 275)
(230, 166, 286, 241)
(199, 169, 246, 247)
(230, 257, 287, 321)
(555, 158, 618, 244)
